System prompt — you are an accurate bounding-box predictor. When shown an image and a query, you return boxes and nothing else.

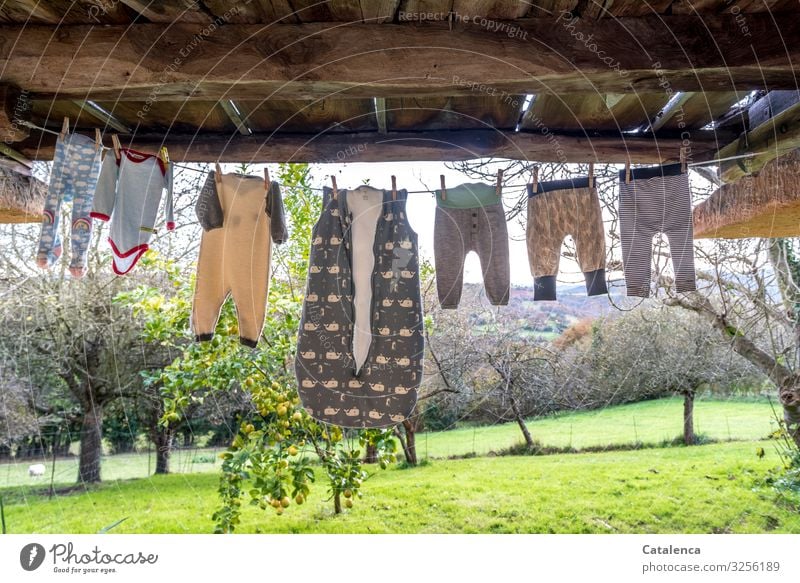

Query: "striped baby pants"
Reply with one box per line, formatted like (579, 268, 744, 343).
(618, 163, 696, 298)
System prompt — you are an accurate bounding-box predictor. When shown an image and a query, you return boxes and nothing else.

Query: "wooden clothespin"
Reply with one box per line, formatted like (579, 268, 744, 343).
(264, 167, 271, 191)
(496, 169, 503, 197)
(530, 166, 539, 194)
(440, 175, 446, 201)
(391, 175, 397, 201)
(60, 116, 69, 139)
(330, 175, 338, 199)
(680, 147, 687, 173)
(214, 162, 223, 185)
(624, 161, 631, 184)
(111, 134, 121, 161)
(94, 128, 102, 151)
(159, 146, 170, 165)
(588, 162, 594, 188)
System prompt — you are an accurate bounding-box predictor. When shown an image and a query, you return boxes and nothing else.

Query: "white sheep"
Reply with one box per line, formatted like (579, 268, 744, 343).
(28, 463, 46, 478)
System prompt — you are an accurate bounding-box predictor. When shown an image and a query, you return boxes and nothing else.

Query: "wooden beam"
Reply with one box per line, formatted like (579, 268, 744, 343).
(374, 97, 388, 134)
(16, 129, 722, 164)
(647, 92, 694, 132)
(218, 100, 253, 135)
(73, 100, 132, 134)
(0, 84, 30, 142)
(719, 100, 800, 183)
(1, 15, 798, 101)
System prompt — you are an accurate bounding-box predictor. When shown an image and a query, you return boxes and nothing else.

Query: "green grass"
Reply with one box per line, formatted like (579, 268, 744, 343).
(0, 447, 224, 489)
(418, 397, 777, 459)
(2, 441, 797, 534)
(1, 397, 775, 489)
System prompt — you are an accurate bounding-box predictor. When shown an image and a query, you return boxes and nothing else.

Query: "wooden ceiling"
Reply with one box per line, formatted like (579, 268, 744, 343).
(0, 0, 798, 168)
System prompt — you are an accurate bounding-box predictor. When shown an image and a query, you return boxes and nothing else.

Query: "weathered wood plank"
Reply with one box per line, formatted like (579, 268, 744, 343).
(522, 92, 668, 132)
(0, 85, 30, 142)
(118, 0, 211, 23)
(719, 99, 800, 183)
(658, 92, 743, 131)
(235, 99, 378, 133)
(695, 151, 800, 239)
(386, 95, 523, 130)
(1, 16, 796, 102)
(16, 129, 721, 163)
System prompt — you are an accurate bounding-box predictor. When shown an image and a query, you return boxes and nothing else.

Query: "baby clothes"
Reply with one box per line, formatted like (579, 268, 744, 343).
(90, 148, 174, 275)
(433, 183, 510, 308)
(526, 178, 607, 301)
(191, 170, 286, 348)
(618, 163, 696, 298)
(295, 185, 423, 429)
(36, 131, 102, 278)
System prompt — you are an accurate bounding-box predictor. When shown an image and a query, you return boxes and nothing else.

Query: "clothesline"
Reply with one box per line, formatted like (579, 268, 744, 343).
(15, 120, 763, 188)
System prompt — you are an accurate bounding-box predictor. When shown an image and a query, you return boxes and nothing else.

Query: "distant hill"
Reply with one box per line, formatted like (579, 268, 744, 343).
(455, 280, 629, 340)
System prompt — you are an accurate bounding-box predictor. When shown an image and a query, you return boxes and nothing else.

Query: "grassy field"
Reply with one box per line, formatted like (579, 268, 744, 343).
(416, 397, 777, 458)
(0, 397, 777, 489)
(2, 440, 796, 534)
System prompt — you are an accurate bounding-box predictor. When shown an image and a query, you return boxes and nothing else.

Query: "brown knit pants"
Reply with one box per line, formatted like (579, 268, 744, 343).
(526, 181, 607, 301)
(192, 173, 272, 347)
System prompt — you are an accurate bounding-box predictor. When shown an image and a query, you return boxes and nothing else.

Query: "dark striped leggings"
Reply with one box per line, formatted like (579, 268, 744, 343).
(618, 164, 696, 298)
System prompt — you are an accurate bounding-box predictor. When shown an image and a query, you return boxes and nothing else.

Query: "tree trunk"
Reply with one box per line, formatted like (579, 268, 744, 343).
(153, 427, 174, 475)
(509, 393, 535, 448)
(683, 390, 696, 446)
(333, 491, 342, 514)
(400, 419, 418, 466)
(364, 443, 378, 464)
(780, 377, 800, 448)
(78, 402, 103, 484)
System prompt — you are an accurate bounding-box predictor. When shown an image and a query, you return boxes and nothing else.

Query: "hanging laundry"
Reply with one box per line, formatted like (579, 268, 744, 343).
(618, 163, 696, 298)
(36, 131, 102, 278)
(295, 185, 423, 428)
(191, 169, 287, 347)
(432, 182, 510, 309)
(526, 177, 607, 301)
(90, 147, 173, 275)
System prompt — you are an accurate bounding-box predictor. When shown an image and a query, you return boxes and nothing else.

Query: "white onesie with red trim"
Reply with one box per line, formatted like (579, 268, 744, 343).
(91, 148, 174, 275)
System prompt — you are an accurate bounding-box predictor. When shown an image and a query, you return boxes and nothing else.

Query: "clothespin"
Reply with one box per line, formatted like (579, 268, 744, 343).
(624, 161, 631, 184)
(111, 134, 121, 161)
(264, 167, 271, 191)
(94, 128, 102, 152)
(531, 166, 539, 194)
(588, 162, 594, 188)
(159, 146, 170, 165)
(214, 162, 223, 185)
(391, 175, 397, 201)
(496, 169, 503, 197)
(680, 147, 687, 173)
(60, 117, 69, 139)
(331, 175, 338, 199)
(440, 175, 446, 201)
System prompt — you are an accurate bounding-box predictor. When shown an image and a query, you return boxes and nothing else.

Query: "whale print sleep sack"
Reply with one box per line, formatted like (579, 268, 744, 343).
(295, 185, 423, 428)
